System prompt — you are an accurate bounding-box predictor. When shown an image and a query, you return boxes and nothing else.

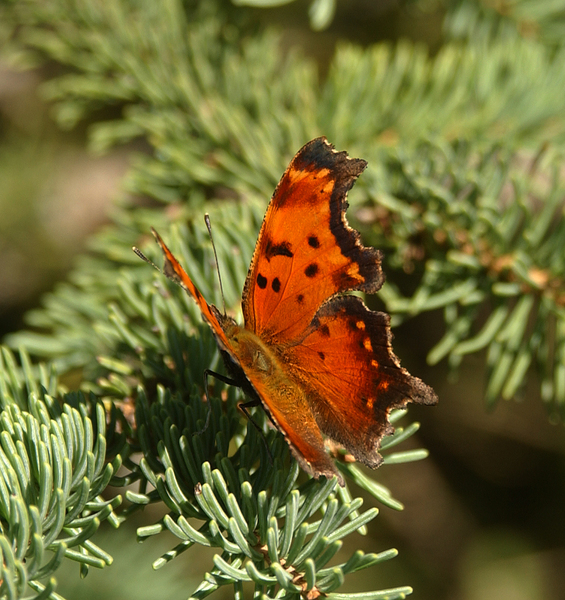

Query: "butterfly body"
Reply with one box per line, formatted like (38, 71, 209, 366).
(139, 137, 438, 486)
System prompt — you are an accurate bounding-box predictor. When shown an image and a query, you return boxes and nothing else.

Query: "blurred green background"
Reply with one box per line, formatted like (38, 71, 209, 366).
(1, 1, 564, 599)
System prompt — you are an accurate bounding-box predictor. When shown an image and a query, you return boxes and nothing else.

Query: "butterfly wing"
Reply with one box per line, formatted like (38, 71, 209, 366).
(281, 295, 438, 467)
(148, 228, 234, 353)
(242, 137, 384, 344)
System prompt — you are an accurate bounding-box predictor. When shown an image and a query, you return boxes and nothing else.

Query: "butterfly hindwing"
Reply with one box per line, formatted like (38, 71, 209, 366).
(281, 295, 437, 467)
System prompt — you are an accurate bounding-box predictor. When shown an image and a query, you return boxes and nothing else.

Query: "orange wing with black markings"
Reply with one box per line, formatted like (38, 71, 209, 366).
(281, 294, 437, 470)
(136, 228, 235, 357)
(242, 138, 383, 342)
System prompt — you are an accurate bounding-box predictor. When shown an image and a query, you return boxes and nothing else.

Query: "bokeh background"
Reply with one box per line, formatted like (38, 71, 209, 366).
(1, 1, 564, 599)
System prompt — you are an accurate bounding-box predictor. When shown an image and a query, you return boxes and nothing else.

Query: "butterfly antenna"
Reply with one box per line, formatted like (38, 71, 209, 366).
(204, 213, 227, 316)
(132, 245, 161, 273)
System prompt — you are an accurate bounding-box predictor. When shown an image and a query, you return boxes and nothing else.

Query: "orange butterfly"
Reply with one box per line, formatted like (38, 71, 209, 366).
(135, 138, 437, 486)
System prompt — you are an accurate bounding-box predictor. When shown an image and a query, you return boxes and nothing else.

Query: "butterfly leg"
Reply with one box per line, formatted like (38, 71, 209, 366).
(238, 400, 274, 466)
(194, 368, 240, 436)
(200, 370, 273, 465)
(239, 399, 278, 430)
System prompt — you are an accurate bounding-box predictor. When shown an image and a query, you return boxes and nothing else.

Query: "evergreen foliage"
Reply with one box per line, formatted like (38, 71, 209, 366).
(0, 0, 564, 598)
(0, 348, 126, 599)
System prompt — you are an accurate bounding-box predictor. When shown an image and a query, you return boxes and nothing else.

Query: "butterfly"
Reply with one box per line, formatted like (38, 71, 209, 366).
(134, 137, 438, 486)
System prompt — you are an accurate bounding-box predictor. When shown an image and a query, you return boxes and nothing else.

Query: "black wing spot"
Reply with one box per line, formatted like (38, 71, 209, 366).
(257, 273, 267, 289)
(265, 238, 294, 260)
(272, 277, 281, 293)
(297, 294, 304, 304)
(318, 351, 325, 361)
(308, 235, 320, 249)
(305, 263, 319, 278)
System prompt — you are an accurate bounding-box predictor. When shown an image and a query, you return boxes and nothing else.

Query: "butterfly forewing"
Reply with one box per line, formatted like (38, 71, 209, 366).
(242, 137, 383, 344)
(148, 228, 236, 355)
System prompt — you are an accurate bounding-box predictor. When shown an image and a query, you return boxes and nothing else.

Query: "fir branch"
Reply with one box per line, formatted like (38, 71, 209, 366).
(445, 0, 565, 48)
(123, 384, 425, 599)
(366, 140, 565, 415)
(0, 348, 127, 600)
